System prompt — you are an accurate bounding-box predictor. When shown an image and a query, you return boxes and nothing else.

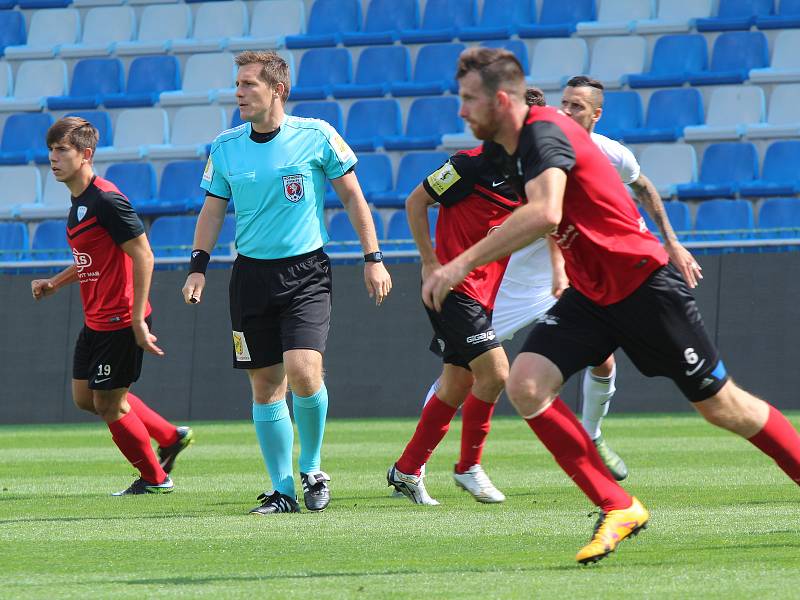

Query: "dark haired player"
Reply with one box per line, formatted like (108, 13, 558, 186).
(31, 117, 193, 495)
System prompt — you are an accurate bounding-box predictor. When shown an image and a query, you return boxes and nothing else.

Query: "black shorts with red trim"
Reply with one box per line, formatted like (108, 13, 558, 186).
(229, 249, 332, 369)
(73, 316, 150, 390)
(425, 291, 500, 369)
(520, 264, 729, 402)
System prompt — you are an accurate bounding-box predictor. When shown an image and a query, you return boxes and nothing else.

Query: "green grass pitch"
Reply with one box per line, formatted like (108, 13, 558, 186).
(1, 414, 799, 599)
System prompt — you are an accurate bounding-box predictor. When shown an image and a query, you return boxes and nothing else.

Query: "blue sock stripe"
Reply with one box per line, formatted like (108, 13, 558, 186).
(293, 385, 326, 408)
(253, 400, 290, 422)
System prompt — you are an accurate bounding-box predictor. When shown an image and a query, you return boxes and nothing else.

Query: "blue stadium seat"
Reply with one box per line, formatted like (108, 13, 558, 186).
(627, 34, 707, 88)
(292, 101, 344, 132)
(325, 209, 383, 253)
(383, 97, 463, 151)
(47, 59, 124, 111)
(757, 0, 800, 28)
(332, 46, 411, 98)
(758, 197, 800, 239)
(0, 221, 28, 261)
(592, 91, 643, 141)
(103, 56, 181, 108)
(638, 200, 691, 239)
(345, 99, 402, 151)
(104, 163, 157, 210)
(0, 113, 53, 165)
(148, 161, 207, 215)
(676, 143, 758, 199)
(354, 153, 393, 205)
(519, 0, 595, 38)
(149, 215, 197, 258)
(230, 108, 244, 129)
(690, 199, 755, 254)
(687, 31, 768, 85)
(31, 220, 70, 261)
(0, 0, 15, 8)
(399, 0, 477, 44)
(481, 39, 529, 73)
(739, 141, 800, 197)
(622, 88, 704, 143)
(696, 0, 773, 32)
(65, 111, 112, 148)
(0, 12, 25, 56)
(286, 0, 362, 48)
(383, 207, 439, 252)
(390, 43, 465, 96)
(19, 0, 70, 7)
(371, 151, 448, 207)
(291, 48, 352, 100)
(342, 0, 418, 46)
(459, 0, 533, 40)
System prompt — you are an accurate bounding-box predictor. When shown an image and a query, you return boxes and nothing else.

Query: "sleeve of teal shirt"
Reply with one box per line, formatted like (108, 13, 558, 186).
(200, 144, 231, 199)
(318, 122, 357, 179)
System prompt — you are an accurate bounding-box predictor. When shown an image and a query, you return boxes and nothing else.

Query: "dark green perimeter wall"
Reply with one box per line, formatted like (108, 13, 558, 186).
(1, 252, 798, 424)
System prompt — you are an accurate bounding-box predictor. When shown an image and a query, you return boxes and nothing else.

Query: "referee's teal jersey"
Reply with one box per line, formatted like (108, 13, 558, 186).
(201, 115, 357, 259)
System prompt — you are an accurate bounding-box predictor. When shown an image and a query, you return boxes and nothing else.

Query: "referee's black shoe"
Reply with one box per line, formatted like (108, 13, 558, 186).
(158, 426, 194, 474)
(300, 471, 331, 512)
(249, 490, 301, 515)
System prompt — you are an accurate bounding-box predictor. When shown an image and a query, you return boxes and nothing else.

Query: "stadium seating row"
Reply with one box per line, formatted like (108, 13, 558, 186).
(3, 197, 799, 263)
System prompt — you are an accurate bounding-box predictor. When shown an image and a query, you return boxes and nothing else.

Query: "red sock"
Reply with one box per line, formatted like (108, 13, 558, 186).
(525, 397, 631, 512)
(127, 392, 179, 447)
(108, 411, 167, 484)
(396, 394, 458, 476)
(456, 393, 495, 473)
(748, 404, 800, 485)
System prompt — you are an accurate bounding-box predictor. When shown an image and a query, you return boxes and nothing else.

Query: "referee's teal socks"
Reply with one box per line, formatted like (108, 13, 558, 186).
(252, 400, 295, 498)
(293, 383, 328, 474)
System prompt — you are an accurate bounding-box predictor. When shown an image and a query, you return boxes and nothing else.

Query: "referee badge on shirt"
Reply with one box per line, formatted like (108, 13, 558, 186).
(282, 174, 305, 202)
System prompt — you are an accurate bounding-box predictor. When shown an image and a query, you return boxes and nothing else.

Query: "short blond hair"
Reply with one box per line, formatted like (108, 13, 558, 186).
(235, 51, 291, 103)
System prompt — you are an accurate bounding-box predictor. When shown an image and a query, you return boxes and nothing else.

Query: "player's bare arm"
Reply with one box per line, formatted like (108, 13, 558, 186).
(121, 233, 163, 356)
(182, 194, 227, 304)
(630, 173, 702, 288)
(423, 167, 566, 312)
(332, 171, 392, 305)
(547, 238, 569, 298)
(31, 264, 79, 300)
(405, 184, 441, 282)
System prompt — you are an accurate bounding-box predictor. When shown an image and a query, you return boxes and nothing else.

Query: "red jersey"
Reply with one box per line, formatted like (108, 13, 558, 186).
(422, 146, 524, 309)
(66, 176, 151, 331)
(484, 105, 668, 305)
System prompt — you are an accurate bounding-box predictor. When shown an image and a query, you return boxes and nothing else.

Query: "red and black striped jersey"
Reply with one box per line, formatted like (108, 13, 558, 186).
(422, 146, 524, 310)
(66, 176, 151, 331)
(484, 105, 669, 306)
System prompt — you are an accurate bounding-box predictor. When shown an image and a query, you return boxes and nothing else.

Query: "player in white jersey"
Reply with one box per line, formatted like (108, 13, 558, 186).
(409, 80, 700, 491)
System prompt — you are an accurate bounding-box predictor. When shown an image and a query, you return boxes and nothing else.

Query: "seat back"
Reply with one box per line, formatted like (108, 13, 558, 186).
(104, 162, 156, 205)
(66, 111, 112, 147)
(647, 34, 707, 75)
(530, 38, 588, 80)
(759, 197, 800, 237)
(777, 0, 800, 15)
(716, 0, 773, 19)
(40, 170, 70, 214)
(766, 84, 800, 125)
(180, 53, 234, 93)
(306, 0, 362, 36)
(0, 12, 26, 53)
(14, 60, 67, 98)
(693, 198, 754, 240)
(413, 43, 465, 83)
(0, 165, 39, 204)
(170, 106, 227, 146)
(760, 141, 800, 182)
(655, 0, 712, 19)
(354, 46, 411, 85)
(26, 8, 80, 46)
(481, 40, 529, 73)
(149, 215, 197, 257)
(327, 209, 383, 247)
(363, 0, 418, 32)
(250, 0, 306, 37)
(704, 85, 765, 127)
(0, 63, 11, 99)
(80, 7, 135, 45)
(768, 30, 800, 70)
(476, 0, 533, 27)
(395, 151, 449, 195)
(296, 48, 352, 87)
(31, 219, 69, 260)
(158, 161, 206, 204)
(346, 99, 402, 140)
(539, 0, 595, 25)
(192, 1, 248, 39)
(1, 113, 52, 154)
(136, 4, 192, 43)
(354, 153, 393, 196)
(405, 97, 463, 137)
(596, 0, 652, 22)
(126, 56, 180, 95)
(292, 101, 344, 132)
(709, 31, 769, 73)
(645, 88, 704, 130)
(0, 221, 27, 260)
(419, 0, 477, 30)
(593, 91, 642, 137)
(113, 108, 169, 147)
(589, 35, 647, 82)
(699, 143, 758, 185)
(69, 58, 124, 97)
(638, 143, 697, 192)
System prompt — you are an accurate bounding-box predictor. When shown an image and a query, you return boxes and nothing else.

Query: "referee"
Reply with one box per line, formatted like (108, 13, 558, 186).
(182, 51, 392, 515)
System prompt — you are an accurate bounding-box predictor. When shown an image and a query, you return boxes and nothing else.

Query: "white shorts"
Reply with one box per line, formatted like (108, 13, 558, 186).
(493, 239, 557, 342)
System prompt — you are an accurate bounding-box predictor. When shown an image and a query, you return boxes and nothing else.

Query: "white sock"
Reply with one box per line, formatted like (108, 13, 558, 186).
(424, 378, 440, 407)
(581, 364, 616, 440)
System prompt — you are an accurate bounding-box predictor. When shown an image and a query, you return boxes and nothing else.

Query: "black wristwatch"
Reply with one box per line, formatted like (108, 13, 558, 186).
(364, 251, 384, 263)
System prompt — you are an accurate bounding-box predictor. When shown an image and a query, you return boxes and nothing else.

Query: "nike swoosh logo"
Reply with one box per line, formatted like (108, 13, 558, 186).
(491, 180, 505, 187)
(684, 359, 706, 377)
(95, 377, 112, 383)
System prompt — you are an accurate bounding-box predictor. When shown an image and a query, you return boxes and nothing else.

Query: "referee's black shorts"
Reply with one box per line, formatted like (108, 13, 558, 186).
(521, 264, 729, 402)
(229, 249, 332, 369)
(425, 291, 501, 370)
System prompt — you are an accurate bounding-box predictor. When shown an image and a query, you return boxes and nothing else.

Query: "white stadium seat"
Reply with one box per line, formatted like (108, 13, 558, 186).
(0, 63, 11, 100)
(17, 170, 72, 220)
(148, 106, 227, 159)
(160, 53, 235, 106)
(577, 0, 654, 37)
(588, 36, 646, 89)
(638, 143, 697, 197)
(228, 0, 306, 50)
(527, 38, 589, 91)
(59, 6, 136, 58)
(170, 1, 249, 53)
(94, 108, 169, 162)
(4, 9, 80, 60)
(115, 3, 192, 56)
(0, 166, 41, 219)
(635, 0, 713, 34)
(749, 30, 800, 84)
(684, 86, 765, 142)
(745, 84, 800, 139)
(0, 60, 68, 112)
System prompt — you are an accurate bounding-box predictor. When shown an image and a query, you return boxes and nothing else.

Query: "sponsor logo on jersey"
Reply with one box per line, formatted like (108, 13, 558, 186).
(282, 174, 304, 202)
(72, 248, 92, 272)
(466, 330, 496, 344)
(553, 224, 580, 249)
(427, 161, 461, 196)
(202, 157, 214, 182)
(77, 206, 87, 221)
(233, 331, 252, 362)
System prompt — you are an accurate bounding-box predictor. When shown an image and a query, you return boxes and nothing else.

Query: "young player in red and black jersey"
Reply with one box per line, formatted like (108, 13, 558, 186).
(423, 48, 800, 564)
(387, 145, 524, 505)
(30, 117, 193, 495)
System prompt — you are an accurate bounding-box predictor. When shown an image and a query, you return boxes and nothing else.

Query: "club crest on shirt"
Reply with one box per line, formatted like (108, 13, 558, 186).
(77, 205, 87, 221)
(282, 174, 304, 202)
